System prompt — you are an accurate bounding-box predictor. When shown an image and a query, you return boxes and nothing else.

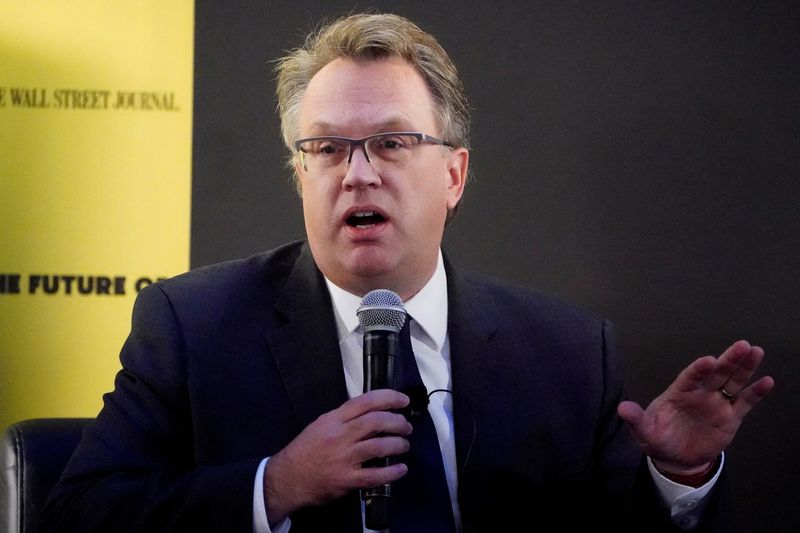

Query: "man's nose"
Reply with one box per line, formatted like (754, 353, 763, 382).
(342, 145, 381, 188)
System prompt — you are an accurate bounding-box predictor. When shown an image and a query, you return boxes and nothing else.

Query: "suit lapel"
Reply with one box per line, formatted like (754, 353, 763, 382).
(267, 244, 349, 431)
(446, 264, 514, 482)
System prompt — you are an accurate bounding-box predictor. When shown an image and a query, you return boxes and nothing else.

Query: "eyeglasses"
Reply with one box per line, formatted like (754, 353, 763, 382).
(294, 131, 453, 174)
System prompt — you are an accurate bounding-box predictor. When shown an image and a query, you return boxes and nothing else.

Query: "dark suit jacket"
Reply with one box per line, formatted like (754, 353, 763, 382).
(41, 241, 717, 532)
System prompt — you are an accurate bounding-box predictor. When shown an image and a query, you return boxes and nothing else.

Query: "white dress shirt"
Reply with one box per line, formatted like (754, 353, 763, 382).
(253, 250, 718, 532)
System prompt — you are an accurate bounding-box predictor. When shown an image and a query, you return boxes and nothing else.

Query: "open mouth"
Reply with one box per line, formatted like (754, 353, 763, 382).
(346, 210, 386, 228)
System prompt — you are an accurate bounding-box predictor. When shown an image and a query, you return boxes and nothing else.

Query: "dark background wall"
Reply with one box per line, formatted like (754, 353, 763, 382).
(192, 2, 799, 531)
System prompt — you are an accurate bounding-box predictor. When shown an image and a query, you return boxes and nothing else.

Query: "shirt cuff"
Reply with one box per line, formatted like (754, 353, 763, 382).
(254, 457, 292, 533)
(648, 453, 724, 531)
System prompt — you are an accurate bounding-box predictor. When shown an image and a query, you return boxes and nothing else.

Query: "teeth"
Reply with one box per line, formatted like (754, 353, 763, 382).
(348, 210, 381, 229)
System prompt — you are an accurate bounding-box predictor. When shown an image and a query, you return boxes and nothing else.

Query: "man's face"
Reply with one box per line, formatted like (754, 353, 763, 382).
(295, 56, 468, 300)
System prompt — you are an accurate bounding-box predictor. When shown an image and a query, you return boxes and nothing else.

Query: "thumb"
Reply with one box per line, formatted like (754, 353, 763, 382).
(617, 400, 649, 443)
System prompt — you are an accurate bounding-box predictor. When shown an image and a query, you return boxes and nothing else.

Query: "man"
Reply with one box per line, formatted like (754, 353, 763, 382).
(41, 12, 773, 533)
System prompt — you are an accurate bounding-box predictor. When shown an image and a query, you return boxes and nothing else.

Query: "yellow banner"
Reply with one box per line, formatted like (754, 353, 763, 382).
(0, 1, 194, 430)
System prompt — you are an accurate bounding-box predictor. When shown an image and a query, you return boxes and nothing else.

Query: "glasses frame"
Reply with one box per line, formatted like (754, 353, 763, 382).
(294, 131, 454, 172)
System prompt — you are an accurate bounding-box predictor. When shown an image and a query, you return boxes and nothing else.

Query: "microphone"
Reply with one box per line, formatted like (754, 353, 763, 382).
(357, 289, 407, 531)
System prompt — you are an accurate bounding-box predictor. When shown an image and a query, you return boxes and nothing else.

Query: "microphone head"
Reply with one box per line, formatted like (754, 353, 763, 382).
(357, 289, 407, 332)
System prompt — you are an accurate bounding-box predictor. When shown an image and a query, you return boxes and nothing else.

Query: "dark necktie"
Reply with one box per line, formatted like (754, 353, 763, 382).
(389, 318, 456, 533)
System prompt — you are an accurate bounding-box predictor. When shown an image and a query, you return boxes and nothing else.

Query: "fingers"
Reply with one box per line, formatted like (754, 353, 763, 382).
(732, 375, 775, 417)
(336, 391, 413, 464)
(673, 355, 717, 393)
(269, 392, 414, 511)
(716, 342, 765, 395)
(672, 340, 767, 399)
(704, 341, 775, 415)
(664, 340, 774, 422)
(344, 407, 414, 491)
(701, 340, 753, 391)
(349, 408, 413, 442)
(356, 429, 412, 457)
(337, 389, 410, 422)
(355, 459, 409, 490)
(313, 392, 412, 452)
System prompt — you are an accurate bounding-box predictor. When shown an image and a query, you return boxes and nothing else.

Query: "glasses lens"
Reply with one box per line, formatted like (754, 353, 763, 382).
(298, 138, 349, 173)
(365, 134, 419, 168)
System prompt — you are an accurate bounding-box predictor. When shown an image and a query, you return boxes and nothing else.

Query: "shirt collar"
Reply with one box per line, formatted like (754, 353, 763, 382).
(324, 250, 449, 351)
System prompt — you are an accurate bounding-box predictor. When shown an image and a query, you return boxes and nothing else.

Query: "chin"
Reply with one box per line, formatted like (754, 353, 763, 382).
(349, 257, 395, 281)
(342, 251, 398, 286)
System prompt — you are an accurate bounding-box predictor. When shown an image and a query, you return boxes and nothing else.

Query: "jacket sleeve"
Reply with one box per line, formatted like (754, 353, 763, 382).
(39, 283, 262, 532)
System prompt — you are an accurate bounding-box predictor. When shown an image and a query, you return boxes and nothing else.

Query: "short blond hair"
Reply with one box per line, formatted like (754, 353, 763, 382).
(275, 13, 471, 169)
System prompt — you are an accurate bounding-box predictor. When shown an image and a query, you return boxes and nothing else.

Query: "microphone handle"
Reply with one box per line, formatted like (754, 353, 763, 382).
(362, 329, 399, 530)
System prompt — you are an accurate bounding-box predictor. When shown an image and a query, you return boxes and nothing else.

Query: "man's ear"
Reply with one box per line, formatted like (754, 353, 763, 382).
(445, 147, 469, 210)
